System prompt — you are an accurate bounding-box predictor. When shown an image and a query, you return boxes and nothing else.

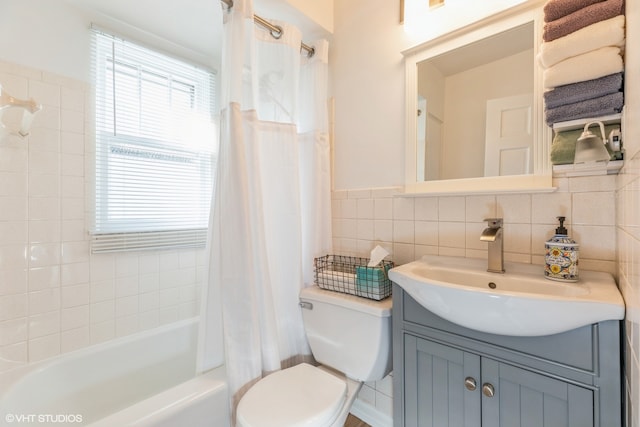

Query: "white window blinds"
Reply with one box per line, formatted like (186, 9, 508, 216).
(91, 28, 217, 253)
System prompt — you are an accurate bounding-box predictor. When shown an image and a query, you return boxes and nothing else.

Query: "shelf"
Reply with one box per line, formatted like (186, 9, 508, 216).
(552, 160, 623, 177)
(552, 113, 622, 132)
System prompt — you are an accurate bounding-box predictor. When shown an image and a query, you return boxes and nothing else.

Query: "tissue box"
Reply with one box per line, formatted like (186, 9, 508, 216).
(356, 265, 390, 286)
(355, 264, 392, 300)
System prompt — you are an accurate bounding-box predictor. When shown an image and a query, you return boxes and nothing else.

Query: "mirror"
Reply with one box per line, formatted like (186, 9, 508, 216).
(403, 6, 553, 193)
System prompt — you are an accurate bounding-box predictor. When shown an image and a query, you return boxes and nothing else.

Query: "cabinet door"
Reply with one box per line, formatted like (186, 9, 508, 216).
(404, 334, 481, 427)
(481, 359, 594, 427)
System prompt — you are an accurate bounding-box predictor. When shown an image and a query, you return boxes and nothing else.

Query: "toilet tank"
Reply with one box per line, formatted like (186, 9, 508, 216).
(299, 286, 392, 382)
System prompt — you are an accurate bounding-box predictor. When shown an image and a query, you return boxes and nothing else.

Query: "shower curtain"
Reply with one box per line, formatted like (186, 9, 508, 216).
(197, 0, 332, 417)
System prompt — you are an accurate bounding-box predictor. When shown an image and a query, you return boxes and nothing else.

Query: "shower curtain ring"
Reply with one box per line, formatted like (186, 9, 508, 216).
(271, 25, 283, 39)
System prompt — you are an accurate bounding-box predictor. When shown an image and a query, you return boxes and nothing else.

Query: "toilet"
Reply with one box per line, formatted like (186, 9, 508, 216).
(236, 285, 393, 427)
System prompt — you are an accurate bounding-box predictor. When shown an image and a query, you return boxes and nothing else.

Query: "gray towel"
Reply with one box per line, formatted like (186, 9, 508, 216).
(544, 0, 605, 22)
(543, 0, 624, 42)
(545, 91, 624, 125)
(544, 72, 623, 109)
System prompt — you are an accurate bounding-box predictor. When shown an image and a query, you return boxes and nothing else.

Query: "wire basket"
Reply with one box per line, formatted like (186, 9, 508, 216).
(313, 254, 393, 301)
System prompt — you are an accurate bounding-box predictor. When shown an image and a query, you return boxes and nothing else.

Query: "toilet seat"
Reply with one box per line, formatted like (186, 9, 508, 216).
(236, 363, 347, 427)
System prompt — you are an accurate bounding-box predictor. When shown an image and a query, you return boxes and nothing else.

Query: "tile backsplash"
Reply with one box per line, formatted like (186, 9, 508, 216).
(332, 177, 617, 274)
(0, 60, 204, 373)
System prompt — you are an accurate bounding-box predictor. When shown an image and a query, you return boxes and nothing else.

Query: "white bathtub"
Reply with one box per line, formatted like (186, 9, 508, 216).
(0, 318, 230, 427)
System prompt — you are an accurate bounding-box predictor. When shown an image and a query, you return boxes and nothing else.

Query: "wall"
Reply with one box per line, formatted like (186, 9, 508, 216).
(0, 60, 205, 373)
(0, 1, 207, 374)
(331, 1, 639, 426)
(617, 0, 640, 426)
(332, 177, 617, 283)
(331, 0, 409, 190)
(286, 0, 334, 33)
(619, 154, 640, 427)
(0, 0, 90, 82)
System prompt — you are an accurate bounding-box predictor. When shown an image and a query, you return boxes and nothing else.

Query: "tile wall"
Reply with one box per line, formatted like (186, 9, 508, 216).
(0, 60, 205, 373)
(617, 153, 640, 427)
(332, 177, 618, 273)
(333, 175, 619, 423)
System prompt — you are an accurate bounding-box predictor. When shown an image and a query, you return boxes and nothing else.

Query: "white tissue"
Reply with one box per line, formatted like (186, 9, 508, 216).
(368, 245, 390, 267)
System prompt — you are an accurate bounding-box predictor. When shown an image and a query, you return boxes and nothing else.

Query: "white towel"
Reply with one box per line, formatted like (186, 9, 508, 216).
(317, 271, 357, 291)
(543, 46, 623, 89)
(538, 15, 625, 69)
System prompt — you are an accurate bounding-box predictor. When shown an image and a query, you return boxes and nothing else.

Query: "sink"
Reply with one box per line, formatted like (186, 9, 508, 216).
(389, 255, 625, 336)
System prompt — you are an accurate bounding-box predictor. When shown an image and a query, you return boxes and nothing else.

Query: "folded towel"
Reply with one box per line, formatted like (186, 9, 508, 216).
(538, 15, 625, 68)
(544, 72, 623, 109)
(544, 0, 605, 22)
(550, 123, 619, 164)
(543, 46, 623, 89)
(546, 92, 623, 125)
(317, 271, 356, 289)
(543, 0, 624, 42)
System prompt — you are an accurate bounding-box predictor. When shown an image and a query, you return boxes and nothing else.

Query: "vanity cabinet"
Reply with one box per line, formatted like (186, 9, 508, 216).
(393, 285, 622, 427)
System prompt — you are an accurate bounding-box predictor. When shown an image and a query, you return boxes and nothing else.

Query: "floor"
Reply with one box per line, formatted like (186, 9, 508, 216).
(344, 414, 370, 427)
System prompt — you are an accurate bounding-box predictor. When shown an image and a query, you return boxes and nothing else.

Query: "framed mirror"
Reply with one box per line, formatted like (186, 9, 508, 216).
(403, 4, 553, 194)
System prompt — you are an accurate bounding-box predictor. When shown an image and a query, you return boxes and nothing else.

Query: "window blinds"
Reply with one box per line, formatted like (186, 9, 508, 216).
(91, 28, 216, 253)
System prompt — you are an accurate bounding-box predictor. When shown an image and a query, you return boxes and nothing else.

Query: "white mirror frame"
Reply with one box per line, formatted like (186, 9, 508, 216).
(403, 3, 553, 195)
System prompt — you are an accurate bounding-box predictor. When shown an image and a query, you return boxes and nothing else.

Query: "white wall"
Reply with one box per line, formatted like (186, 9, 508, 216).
(286, 0, 333, 33)
(331, 0, 409, 190)
(616, 1, 640, 427)
(0, 0, 91, 82)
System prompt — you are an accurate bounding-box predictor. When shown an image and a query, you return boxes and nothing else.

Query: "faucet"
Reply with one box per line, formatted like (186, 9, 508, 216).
(480, 218, 504, 273)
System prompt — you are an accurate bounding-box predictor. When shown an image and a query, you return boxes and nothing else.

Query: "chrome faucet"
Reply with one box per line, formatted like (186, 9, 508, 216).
(480, 218, 504, 273)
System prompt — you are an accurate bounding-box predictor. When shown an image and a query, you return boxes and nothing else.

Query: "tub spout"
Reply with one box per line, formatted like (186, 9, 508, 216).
(481, 218, 504, 273)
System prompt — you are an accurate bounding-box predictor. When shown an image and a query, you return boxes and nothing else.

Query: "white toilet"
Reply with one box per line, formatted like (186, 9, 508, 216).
(236, 285, 393, 427)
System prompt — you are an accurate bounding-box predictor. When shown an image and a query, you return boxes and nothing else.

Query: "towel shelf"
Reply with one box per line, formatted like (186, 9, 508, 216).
(552, 159, 623, 177)
(552, 113, 622, 132)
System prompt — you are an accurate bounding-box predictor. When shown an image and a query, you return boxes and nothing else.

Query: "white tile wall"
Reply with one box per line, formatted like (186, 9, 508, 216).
(334, 176, 620, 421)
(333, 177, 618, 274)
(0, 60, 205, 373)
(617, 153, 640, 427)
(358, 373, 394, 423)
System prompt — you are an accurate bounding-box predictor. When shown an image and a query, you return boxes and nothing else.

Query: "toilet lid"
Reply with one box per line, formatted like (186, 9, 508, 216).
(236, 363, 347, 427)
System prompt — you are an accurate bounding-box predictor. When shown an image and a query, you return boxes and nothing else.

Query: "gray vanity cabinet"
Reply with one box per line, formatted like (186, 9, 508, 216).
(393, 285, 622, 427)
(404, 335, 480, 426)
(404, 335, 593, 427)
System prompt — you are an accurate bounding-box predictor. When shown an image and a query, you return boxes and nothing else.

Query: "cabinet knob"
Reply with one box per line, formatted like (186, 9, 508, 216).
(464, 377, 477, 391)
(482, 383, 495, 397)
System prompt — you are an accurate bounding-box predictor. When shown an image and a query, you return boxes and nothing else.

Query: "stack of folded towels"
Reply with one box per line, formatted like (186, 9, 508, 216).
(539, 0, 625, 126)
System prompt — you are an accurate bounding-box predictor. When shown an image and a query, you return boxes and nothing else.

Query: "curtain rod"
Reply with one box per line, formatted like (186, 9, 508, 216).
(221, 0, 315, 57)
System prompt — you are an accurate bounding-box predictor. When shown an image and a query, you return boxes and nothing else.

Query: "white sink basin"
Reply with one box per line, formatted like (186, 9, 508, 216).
(389, 255, 625, 336)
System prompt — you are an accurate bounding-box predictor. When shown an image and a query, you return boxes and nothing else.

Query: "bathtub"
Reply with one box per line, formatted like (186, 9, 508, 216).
(0, 318, 230, 427)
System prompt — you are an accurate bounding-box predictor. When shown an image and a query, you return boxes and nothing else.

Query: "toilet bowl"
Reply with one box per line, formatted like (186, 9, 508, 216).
(236, 285, 392, 427)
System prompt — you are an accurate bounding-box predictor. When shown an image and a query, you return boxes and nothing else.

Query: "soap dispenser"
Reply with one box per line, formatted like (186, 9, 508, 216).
(545, 216, 579, 282)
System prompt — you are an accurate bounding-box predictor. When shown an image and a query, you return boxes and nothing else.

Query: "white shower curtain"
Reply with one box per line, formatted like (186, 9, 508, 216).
(197, 0, 332, 417)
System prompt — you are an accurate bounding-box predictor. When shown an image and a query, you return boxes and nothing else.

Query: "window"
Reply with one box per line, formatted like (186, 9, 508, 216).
(91, 28, 216, 252)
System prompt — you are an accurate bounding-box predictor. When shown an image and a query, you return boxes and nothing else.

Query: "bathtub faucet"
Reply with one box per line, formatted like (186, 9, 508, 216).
(480, 218, 504, 274)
